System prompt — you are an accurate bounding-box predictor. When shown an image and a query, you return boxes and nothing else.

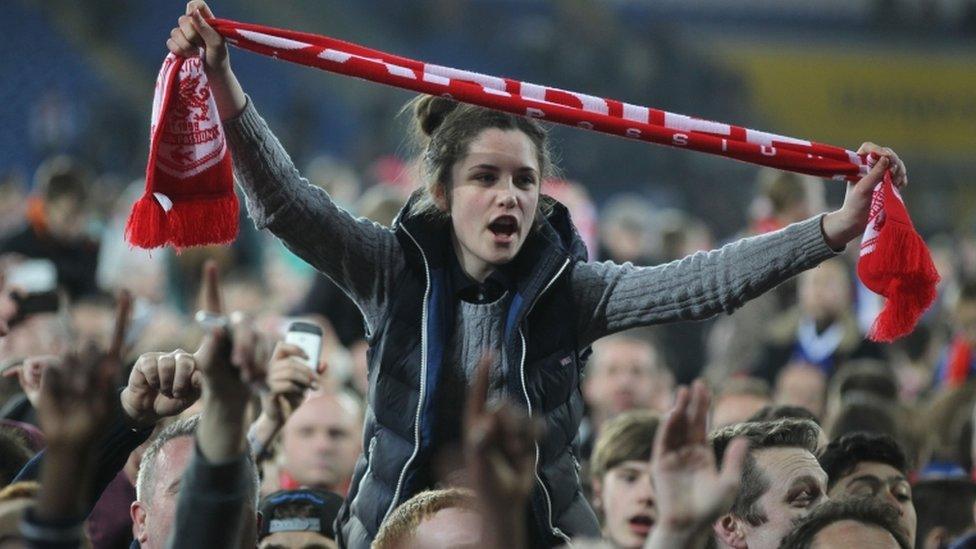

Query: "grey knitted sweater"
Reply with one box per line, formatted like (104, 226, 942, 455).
(224, 98, 839, 380)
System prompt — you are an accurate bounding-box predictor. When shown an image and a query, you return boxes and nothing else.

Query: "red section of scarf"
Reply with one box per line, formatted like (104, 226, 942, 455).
(133, 17, 939, 341)
(126, 55, 237, 250)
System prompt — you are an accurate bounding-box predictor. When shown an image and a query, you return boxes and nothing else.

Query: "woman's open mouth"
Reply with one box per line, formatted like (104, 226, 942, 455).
(488, 215, 519, 244)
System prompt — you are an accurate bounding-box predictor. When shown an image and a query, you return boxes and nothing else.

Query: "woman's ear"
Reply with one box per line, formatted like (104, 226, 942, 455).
(432, 183, 449, 213)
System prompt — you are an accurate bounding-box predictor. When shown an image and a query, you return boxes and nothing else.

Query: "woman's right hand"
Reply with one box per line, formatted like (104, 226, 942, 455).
(167, 1, 229, 75)
(167, 1, 247, 120)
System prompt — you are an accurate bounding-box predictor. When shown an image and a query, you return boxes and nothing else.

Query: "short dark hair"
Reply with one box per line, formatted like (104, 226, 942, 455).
(710, 419, 821, 526)
(590, 411, 659, 481)
(826, 397, 901, 442)
(777, 496, 911, 549)
(748, 405, 821, 426)
(33, 155, 90, 204)
(830, 361, 898, 403)
(819, 432, 910, 491)
(912, 478, 976, 548)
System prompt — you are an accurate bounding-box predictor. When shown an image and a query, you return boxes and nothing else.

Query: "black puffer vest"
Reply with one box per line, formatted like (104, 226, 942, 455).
(336, 194, 601, 548)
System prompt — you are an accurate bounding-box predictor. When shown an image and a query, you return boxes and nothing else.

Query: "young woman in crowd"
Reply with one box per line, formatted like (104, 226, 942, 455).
(167, 1, 908, 546)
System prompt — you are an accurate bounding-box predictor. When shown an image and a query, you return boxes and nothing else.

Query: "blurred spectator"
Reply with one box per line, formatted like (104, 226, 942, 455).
(710, 377, 772, 430)
(934, 279, 976, 388)
(753, 258, 884, 383)
(0, 155, 100, 299)
(912, 478, 976, 549)
(0, 171, 27, 238)
(704, 170, 826, 385)
(709, 418, 825, 548)
(919, 382, 976, 478)
(371, 488, 481, 549)
(825, 397, 905, 447)
(544, 179, 599, 260)
(819, 432, 916, 544)
(596, 194, 655, 265)
(646, 209, 715, 383)
(826, 359, 898, 420)
(777, 496, 911, 549)
(773, 361, 828, 420)
(277, 390, 363, 495)
(588, 410, 659, 548)
(258, 488, 344, 548)
(581, 331, 672, 457)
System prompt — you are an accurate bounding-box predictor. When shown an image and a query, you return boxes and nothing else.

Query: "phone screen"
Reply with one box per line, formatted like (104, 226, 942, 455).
(285, 321, 323, 370)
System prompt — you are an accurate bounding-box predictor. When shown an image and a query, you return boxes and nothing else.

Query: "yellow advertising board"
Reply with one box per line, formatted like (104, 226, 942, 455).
(713, 43, 976, 158)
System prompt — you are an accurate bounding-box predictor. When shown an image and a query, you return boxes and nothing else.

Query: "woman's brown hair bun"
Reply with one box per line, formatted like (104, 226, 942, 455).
(412, 95, 460, 138)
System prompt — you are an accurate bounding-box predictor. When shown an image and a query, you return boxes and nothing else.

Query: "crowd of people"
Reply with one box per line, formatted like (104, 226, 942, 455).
(1, 2, 976, 548)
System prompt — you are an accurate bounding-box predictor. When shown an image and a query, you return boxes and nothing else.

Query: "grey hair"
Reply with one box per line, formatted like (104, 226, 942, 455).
(135, 414, 260, 508)
(710, 419, 823, 526)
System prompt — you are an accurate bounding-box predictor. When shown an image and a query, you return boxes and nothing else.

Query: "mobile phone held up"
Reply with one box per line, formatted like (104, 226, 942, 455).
(285, 320, 323, 371)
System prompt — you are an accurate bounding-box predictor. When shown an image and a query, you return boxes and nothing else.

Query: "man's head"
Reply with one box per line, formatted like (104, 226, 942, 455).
(258, 489, 344, 549)
(589, 411, 660, 549)
(774, 362, 827, 420)
(952, 279, 976, 346)
(776, 497, 911, 549)
(710, 419, 826, 549)
(32, 155, 91, 241)
(131, 416, 260, 549)
(798, 259, 851, 324)
(755, 168, 825, 226)
(372, 488, 481, 549)
(825, 397, 902, 443)
(280, 391, 363, 493)
(826, 360, 897, 419)
(584, 332, 673, 422)
(912, 478, 976, 549)
(710, 377, 773, 430)
(819, 432, 916, 544)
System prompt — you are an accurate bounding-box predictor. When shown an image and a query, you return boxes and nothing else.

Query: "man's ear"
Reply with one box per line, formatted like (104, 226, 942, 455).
(713, 514, 748, 549)
(131, 501, 149, 544)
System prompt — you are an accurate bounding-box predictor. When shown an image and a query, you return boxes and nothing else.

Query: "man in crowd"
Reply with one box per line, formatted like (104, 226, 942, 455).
(277, 390, 363, 495)
(913, 478, 976, 549)
(581, 331, 672, 457)
(818, 432, 916, 544)
(777, 497, 911, 549)
(710, 418, 826, 548)
(710, 377, 772, 430)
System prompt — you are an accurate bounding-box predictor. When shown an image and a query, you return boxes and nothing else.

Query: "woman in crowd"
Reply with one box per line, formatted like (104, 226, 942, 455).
(167, 1, 907, 546)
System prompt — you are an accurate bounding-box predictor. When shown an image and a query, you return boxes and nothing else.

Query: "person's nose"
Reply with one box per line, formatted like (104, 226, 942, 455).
(884, 491, 904, 514)
(499, 188, 517, 209)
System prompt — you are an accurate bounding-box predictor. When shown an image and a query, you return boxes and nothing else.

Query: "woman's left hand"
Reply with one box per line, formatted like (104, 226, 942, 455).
(821, 142, 908, 250)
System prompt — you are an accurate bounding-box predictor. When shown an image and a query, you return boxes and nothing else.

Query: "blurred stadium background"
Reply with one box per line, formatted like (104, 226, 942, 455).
(2, 0, 974, 236)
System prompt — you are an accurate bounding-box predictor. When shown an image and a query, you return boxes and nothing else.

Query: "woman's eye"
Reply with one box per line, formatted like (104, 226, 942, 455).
(475, 173, 496, 183)
(517, 176, 537, 187)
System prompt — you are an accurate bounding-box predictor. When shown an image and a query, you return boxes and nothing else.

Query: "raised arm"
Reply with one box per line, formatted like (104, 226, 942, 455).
(575, 147, 906, 347)
(169, 1, 403, 335)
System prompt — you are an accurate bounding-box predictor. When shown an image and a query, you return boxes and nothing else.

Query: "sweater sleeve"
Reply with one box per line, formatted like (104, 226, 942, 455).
(573, 215, 839, 348)
(223, 97, 403, 336)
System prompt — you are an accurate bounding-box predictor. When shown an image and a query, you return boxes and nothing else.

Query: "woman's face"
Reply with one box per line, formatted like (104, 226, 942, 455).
(441, 128, 541, 282)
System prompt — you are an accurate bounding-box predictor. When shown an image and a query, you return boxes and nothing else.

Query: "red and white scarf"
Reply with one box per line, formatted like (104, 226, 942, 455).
(128, 18, 939, 341)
